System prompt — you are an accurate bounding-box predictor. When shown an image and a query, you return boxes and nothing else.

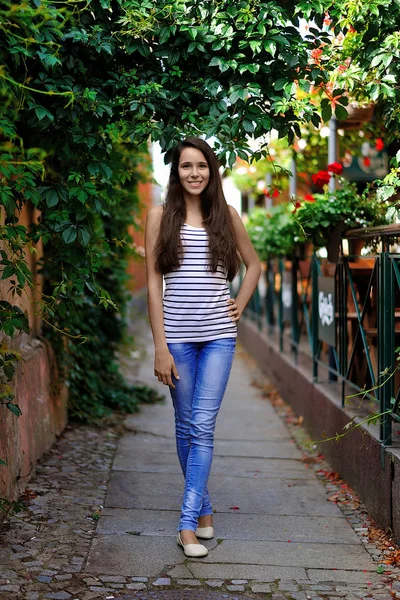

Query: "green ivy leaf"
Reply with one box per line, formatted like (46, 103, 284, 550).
(77, 228, 91, 247)
(334, 104, 348, 121)
(227, 150, 236, 169)
(35, 107, 54, 122)
(321, 104, 332, 123)
(7, 402, 22, 417)
(264, 40, 277, 56)
(46, 189, 59, 208)
(1, 266, 15, 280)
(61, 226, 77, 244)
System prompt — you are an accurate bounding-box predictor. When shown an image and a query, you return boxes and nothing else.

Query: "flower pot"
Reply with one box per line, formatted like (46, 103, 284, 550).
(294, 241, 313, 260)
(337, 102, 374, 130)
(326, 222, 346, 263)
(347, 238, 364, 258)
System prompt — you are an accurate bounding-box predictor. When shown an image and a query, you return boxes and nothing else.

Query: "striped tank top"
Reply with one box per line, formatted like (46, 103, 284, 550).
(163, 224, 237, 343)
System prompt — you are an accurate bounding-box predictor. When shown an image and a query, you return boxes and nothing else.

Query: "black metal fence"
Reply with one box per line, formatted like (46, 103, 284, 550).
(239, 225, 400, 447)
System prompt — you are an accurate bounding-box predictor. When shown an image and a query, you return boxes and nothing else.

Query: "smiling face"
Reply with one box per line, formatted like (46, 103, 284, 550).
(178, 147, 210, 199)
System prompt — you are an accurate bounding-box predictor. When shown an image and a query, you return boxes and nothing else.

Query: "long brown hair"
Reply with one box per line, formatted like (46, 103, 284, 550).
(154, 137, 241, 281)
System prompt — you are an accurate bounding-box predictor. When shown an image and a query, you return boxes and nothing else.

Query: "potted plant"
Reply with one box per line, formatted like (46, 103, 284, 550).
(293, 164, 390, 262)
(245, 204, 296, 261)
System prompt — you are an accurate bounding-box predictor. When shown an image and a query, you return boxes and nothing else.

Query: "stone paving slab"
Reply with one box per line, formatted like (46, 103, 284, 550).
(114, 431, 303, 460)
(183, 563, 308, 581)
(85, 534, 191, 576)
(108, 468, 324, 495)
(200, 539, 375, 570)
(210, 489, 342, 517)
(97, 508, 360, 544)
(307, 569, 382, 584)
(113, 446, 313, 478)
(124, 395, 291, 441)
(214, 438, 303, 460)
(105, 472, 342, 516)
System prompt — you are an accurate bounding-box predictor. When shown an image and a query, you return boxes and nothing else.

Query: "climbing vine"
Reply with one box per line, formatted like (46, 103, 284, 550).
(5, 0, 400, 424)
(0, 0, 335, 423)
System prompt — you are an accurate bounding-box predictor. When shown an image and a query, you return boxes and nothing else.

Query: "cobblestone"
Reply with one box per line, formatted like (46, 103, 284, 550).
(126, 583, 147, 590)
(0, 584, 20, 592)
(176, 579, 201, 586)
(152, 578, 171, 586)
(206, 580, 224, 587)
(226, 584, 245, 592)
(37, 575, 53, 583)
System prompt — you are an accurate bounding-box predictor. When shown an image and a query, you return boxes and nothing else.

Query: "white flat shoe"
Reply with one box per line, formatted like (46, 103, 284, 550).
(177, 532, 208, 557)
(195, 526, 214, 539)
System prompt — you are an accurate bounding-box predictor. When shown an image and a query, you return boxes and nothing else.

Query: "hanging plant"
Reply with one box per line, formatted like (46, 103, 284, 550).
(294, 167, 391, 249)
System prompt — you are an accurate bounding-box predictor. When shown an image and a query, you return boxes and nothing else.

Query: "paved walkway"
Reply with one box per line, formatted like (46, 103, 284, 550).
(0, 312, 398, 599)
(84, 327, 393, 598)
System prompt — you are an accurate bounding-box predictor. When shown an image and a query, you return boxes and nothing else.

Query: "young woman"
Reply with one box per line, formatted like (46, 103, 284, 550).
(145, 137, 261, 558)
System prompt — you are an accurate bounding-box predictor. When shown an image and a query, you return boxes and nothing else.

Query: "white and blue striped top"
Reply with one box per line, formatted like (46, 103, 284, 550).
(163, 224, 237, 343)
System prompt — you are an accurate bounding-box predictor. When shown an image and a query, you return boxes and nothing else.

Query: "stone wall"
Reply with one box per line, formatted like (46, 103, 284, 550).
(0, 204, 68, 501)
(0, 338, 68, 500)
(127, 181, 153, 292)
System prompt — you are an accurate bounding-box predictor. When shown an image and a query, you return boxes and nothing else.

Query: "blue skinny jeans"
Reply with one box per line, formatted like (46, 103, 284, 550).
(168, 337, 236, 532)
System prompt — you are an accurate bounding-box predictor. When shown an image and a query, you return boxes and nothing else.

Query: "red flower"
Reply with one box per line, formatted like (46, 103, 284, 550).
(304, 194, 315, 202)
(311, 170, 331, 187)
(293, 201, 302, 213)
(348, 25, 356, 33)
(264, 188, 280, 198)
(328, 162, 343, 175)
(310, 48, 323, 64)
(375, 138, 384, 152)
(363, 157, 371, 167)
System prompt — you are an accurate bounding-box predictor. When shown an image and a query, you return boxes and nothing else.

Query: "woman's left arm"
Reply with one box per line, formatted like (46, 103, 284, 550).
(227, 205, 262, 323)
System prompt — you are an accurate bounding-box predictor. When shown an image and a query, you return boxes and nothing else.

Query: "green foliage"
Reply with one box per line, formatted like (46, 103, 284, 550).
(247, 177, 392, 260)
(294, 127, 329, 180)
(231, 138, 292, 196)
(0, 0, 334, 422)
(294, 178, 389, 247)
(321, 0, 400, 137)
(118, 0, 331, 160)
(4, 0, 399, 424)
(0, 497, 26, 519)
(246, 205, 295, 260)
(0, 1, 160, 421)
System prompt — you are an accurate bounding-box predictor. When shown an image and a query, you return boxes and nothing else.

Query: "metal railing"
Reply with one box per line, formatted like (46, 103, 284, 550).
(241, 225, 400, 447)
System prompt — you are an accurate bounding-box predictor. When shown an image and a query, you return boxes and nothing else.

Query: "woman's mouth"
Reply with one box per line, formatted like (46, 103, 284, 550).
(188, 181, 202, 187)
